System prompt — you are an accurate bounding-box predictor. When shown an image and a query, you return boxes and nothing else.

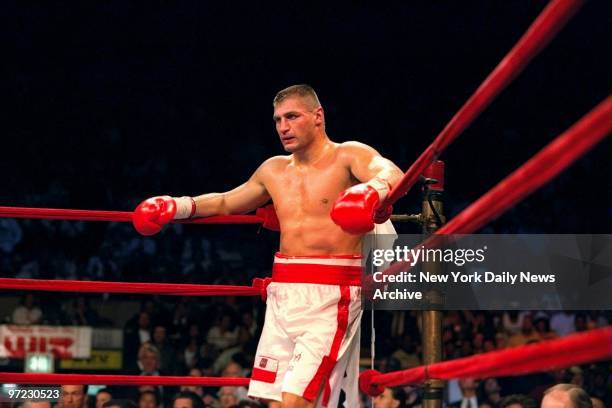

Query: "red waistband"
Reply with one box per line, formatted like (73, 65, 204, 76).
(272, 260, 362, 286)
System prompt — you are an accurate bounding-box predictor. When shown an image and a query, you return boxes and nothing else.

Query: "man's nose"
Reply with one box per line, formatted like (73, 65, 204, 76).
(278, 118, 290, 133)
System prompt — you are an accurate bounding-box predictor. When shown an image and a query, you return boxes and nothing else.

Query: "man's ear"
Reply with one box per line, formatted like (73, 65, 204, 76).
(314, 106, 325, 126)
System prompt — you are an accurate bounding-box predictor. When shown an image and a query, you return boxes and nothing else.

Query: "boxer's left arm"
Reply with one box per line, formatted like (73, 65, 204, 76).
(342, 141, 403, 190)
(331, 142, 403, 234)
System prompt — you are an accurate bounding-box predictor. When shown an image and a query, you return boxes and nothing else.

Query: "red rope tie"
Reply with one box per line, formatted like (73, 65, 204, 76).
(251, 277, 272, 301)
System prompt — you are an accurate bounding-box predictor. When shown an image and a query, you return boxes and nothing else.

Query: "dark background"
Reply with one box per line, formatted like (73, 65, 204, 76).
(0, 3, 610, 402)
(3, 1, 610, 233)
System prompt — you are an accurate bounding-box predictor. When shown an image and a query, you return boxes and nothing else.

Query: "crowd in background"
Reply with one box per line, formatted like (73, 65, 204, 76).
(1, 170, 610, 407)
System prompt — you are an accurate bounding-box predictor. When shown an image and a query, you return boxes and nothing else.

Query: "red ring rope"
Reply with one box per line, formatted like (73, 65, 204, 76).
(385, 0, 585, 205)
(0, 277, 262, 297)
(379, 96, 612, 280)
(0, 207, 257, 225)
(435, 95, 612, 235)
(0, 373, 250, 387)
(360, 326, 612, 395)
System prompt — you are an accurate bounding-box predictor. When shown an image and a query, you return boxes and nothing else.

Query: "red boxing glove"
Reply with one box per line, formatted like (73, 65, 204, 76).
(331, 178, 390, 235)
(132, 196, 178, 236)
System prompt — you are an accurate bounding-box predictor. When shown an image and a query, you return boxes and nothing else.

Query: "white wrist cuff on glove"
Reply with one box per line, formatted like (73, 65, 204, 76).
(366, 178, 391, 202)
(173, 196, 196, 219)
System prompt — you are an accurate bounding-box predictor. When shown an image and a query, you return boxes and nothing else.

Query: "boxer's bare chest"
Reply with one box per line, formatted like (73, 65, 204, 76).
(267, 155, 354, 219)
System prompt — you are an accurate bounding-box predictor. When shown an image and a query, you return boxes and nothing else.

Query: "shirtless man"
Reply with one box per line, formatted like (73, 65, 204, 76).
(132, 84, 403, 407)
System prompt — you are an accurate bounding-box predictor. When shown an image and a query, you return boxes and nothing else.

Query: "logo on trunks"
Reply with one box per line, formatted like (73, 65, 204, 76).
(293, 353, 302, 362)
(259, 358, 268, 368)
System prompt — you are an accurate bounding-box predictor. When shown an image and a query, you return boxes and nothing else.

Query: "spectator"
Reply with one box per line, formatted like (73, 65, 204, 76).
(221, 361, 249, 401)
(138, 390, 160, 408)
(180, 367, 204, 397)
(550, 312, 576, 337)
(217, 387, 239, 408)
(373, 387, 408, 408)
(69, 296, 102, 326)
(124, 311, 152, 370)
(495, 333, 509, 350)
(541, 383, 592, 408)
(574, 314, 589, 332)
(95, 389, 113, 408)
(391, 335, 421, 369)
(152, 324, 178, 373)
(534, 315, 557, 340)
(480, 378, 502, 407)
(567, 366, 584, 387)
(502, 311, 526, 336)
(102, 400, 137, 408)
(172, 391, 205, 408)
(508, 315, 541, 347)
(207, 314, 239, 351)
(58, 385, 88, 408)
(138, 343, 162, 376)
(449, 378, 479, 408)
(180, 323, 202, 370)
(498, 394, 537, 408)
(12, 294, 43, 325)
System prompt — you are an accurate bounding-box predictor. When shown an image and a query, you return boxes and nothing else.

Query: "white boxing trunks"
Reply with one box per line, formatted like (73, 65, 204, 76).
(248, 253, 363, 407)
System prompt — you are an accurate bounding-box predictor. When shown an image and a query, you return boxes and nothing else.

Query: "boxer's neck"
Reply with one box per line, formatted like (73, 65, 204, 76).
(293, 134, 331, 165)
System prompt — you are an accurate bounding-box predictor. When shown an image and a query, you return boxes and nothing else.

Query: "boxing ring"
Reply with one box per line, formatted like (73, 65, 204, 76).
(1, 0, 611, 403)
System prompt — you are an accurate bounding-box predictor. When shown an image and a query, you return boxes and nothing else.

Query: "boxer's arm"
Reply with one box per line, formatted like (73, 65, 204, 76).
(192, 166, 271, 217)
(340, 141, 403, 191)
(330, 142, 403, 233)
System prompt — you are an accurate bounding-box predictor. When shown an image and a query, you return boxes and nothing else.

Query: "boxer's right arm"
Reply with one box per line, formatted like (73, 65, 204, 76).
(192, 171, 270, 217)
(132, 165, 271, 236)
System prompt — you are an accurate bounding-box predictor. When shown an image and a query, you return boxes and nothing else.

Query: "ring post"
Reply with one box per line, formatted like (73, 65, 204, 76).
(421, 160, 445, 408)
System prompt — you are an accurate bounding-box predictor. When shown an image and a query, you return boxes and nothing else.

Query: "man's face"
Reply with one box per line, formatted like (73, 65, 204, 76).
(140, 350, 159, 373)
(173, 398, 193, 408)
(61, 385, 86, 408)
(153, 326, 166, 344)
(95, 392, 111, 408)
(139, 393, 157, 408)
(218, 387, 238, 408)
(373, 388, 399, 408)
(222, 362, 241, 377)
(273, 96, 322, 153)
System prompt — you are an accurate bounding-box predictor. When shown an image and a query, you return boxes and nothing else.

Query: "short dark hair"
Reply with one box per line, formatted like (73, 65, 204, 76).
(172, 391, 204, 408)
(499, 394, 537, 408)
(390, 387, 408, 407)
(61, 385, 89, 395)
(273, 84, 321, 108)
(102, 400, 137, 408)
(139, 390, 160, 405)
